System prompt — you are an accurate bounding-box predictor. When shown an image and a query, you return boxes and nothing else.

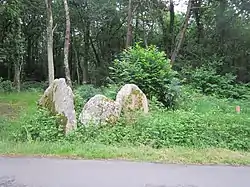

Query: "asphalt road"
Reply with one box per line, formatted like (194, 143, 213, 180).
(0, 157, 249, 187)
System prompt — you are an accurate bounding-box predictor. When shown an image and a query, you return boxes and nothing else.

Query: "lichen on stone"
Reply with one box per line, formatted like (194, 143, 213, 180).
(38, 78, 77, 134)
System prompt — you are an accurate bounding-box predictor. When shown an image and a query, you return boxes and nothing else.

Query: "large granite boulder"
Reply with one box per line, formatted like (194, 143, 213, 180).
(38, 78, 77, 134)
(79, 94, 120, 126)
(116, 84, 149, 114)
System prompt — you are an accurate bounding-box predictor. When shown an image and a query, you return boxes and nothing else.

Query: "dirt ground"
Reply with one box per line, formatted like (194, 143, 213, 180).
(0, 103, 20, 119)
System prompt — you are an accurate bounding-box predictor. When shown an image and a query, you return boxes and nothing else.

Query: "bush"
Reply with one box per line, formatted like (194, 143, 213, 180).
(74, 84, 102, 114)
(21, 81, 47, 92)
(15, 108, 64, 142)
(62, 110, 250, 151)
(101, 84, 120, 100)
(109, 43, 181, 108)
(183, 66, 250, 99)
(0, 77, 15, 92)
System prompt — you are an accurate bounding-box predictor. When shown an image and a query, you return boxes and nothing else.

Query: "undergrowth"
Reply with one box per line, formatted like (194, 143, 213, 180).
(4, 85, 250, 152)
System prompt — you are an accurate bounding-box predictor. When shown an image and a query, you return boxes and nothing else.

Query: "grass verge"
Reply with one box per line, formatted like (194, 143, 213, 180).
(0, 141, 250, 166)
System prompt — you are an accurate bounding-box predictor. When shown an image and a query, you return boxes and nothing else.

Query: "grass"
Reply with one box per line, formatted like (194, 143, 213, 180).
(1, 141, 250, 165)
(0, 90, 250, 165)
(0, 91, 41, 141)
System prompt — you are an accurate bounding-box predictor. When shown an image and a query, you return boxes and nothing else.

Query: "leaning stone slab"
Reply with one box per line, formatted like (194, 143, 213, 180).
(116, 84, 149, 114)
(79, 94, 120, 126)
(38, 78, 77, 134)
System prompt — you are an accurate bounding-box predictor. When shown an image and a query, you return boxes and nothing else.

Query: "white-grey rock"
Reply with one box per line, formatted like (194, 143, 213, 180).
(79, 94, 120, 126)
(38, 78, 77, 134)
(116, 84, 149, 114)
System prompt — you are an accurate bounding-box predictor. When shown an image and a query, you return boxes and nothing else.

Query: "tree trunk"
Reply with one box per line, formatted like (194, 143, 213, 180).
(82, 17, 90, 84)
(14, 61, 21, 92)
(170, 0, 193, 64)
(193, 0, 203, 43)
(63, 0, 72, 87)
(169, 0, 175, 54)
(14, 18, 23, 92)
(72, 32, 80, 85)
(74, 49, 80, 85)
(45, 0, 55, 85)
(125, 0, 132, 49)
(158, 8, 168, 56)
(142, 13, 148, 47)
(216, 0, 227, 42)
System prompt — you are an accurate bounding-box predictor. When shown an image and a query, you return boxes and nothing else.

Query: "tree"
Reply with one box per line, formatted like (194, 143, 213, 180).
(63, 0, 72, 87)
(126, 0, 133, 48)
(169, 0, 175, 54)
(45, 0, 55, 85)
(13, 17, 24, 92)
(1, 0, 250, 86)
(171, 0, 193, 64)
(1, 0, 24, 92)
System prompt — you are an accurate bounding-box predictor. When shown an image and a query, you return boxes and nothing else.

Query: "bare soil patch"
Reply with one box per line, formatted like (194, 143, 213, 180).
(0, 103, 21, 119)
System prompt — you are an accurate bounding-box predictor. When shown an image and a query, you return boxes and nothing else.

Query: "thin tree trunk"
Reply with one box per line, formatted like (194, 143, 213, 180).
(82, 17, 90, 84)
(158, 11, 168, 56)
(169, 0, 175, 54)
(14, 61, 21, 92)
(90, 36, 101, 66)
(7, 64, 11, 80)
(125, 0, 132, 49)
(75, 51, 80, 85)
(170, 0, 193, 64)
(193, 0, 203, 43)
(216, 0, 227, 42)
(134, 15, 139, 42)
(14, 18, 23, 92)
(45, 0, 55, 85)
(63, 0, 72, 87)
(142, 13, 148, 47)
(72, 36, 80, 85)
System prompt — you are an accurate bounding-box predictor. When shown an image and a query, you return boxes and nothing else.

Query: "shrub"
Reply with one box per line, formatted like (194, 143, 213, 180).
(64, 110, 250, 151)
(109, 43, 181, 108)
(15, 108, 64, 142)
(183, 66, 250, 99)
(100, 84, 120, 100)
(0, 77, 15, 92)
(74, 84, 102, 114)
(21, 81, 47, 92)
(74, 84, 102, 102)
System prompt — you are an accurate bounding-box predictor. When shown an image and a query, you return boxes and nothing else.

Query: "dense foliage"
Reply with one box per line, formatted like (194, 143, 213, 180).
(183, 66, 250, 99)
(16, 108, 65, 142)
(110, 44, 180, 108)
(1, 0, 250, 85)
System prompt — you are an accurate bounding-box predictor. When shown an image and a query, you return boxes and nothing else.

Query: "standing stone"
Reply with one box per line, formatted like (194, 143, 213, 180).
(79, 94, 120, 126)
(116, 84, 149, 114)
(38, 78, 77, 134)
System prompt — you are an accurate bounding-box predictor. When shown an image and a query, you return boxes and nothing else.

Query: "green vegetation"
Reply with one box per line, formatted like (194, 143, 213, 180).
(1, 81, 250, 165)
(1, 141, 250, 165)
(110, 44, 180, 108)
(1, 0, 250, 165)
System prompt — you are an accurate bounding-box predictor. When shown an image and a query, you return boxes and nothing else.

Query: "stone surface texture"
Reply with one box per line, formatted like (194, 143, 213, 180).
(116, 84, 149, 114)
(38, 78, 77, 134)
(79, 94, 120, 126)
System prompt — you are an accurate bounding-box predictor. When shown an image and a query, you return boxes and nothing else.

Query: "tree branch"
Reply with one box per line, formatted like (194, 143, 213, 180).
(52, 23, 57, 33)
